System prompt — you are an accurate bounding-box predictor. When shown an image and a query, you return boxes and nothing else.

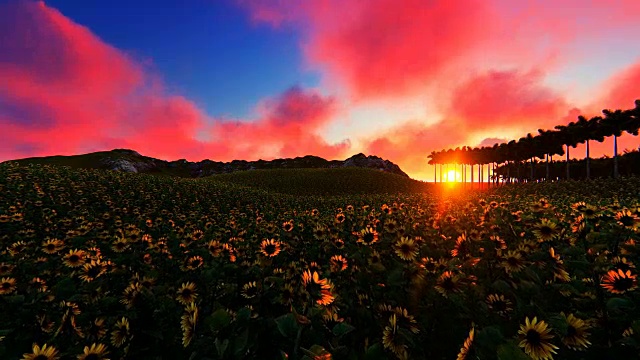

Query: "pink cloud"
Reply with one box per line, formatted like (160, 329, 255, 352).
(0, 1, 348, 163)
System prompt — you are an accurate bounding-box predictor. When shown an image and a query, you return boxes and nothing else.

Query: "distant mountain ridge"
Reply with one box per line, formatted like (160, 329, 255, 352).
(10, 149, 410, 178)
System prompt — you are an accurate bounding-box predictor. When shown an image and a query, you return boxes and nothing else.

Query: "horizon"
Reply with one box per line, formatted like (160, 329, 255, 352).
(1, 0, 640, 181)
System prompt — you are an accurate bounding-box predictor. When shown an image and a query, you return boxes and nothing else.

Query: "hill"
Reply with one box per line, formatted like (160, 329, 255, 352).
(208, 167, 430, 196)
(7, 148, 409, 178)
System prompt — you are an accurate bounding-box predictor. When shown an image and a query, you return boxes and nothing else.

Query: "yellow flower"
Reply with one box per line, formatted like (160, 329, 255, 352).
(77, 343, 110, 360)
(394, 237, 418, 261)
(517, 317, 558, 360)
(456, 326, 474, 360)
(260, 238, 282, 257)
(601, 269, 638, 294)
(0, 277, 17, 295)
(176, 282, 198, 305)
(560, 313, 591, 351)
(22, 343, 60, 360)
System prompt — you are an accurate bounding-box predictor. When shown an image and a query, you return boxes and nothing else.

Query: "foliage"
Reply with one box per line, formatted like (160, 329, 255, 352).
(1, 162, 640, 359)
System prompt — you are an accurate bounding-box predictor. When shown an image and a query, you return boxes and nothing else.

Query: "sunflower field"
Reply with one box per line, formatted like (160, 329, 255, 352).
(1, 162, 640, 360)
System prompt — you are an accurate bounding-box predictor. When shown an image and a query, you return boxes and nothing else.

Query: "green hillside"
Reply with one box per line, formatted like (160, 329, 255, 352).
(208, 167, 430, 196)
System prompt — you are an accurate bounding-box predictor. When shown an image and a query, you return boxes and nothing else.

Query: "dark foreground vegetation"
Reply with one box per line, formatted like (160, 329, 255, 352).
(1, 162, 639, 359)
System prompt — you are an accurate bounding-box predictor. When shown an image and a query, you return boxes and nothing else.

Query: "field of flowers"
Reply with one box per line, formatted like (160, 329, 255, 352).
(1, 162, 639, 360)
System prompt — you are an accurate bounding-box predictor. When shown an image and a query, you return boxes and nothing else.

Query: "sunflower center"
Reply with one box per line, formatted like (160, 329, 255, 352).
(33, 355, 50, 360)
(363, 233, 375, 243)
(614, 277, 635, 291)
(493, 300, 506, 311)
(84, 353, 101, 360)
(1, 282, 9, 289)
(507, 257, 520, 266)
(567, 325, 577, 337)
(400, 244, 412, 253)
(526, 329, 541, 345)
(539, 226, 553, 235)
(265, 245, 276, 254)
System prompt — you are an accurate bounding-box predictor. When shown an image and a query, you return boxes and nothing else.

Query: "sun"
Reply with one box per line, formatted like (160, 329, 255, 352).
(445, 169, 461, 182)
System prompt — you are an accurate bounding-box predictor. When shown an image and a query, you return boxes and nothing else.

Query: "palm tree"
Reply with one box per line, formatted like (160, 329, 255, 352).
(601, 109, 630, 178)
(554, 122, 580, 180)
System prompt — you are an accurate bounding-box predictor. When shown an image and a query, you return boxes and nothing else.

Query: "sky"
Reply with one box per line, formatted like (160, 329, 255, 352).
(1, 0, 640, 181)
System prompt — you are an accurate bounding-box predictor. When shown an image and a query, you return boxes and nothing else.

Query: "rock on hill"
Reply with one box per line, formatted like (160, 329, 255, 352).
(13, 149, 410, 178)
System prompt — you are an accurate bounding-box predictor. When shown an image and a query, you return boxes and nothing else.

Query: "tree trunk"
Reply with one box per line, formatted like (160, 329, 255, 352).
(546, 154, 550, 181)
(566, 145, 570, 180)
(471, 164, 474, 185)
(439, 164, 443, 183)
(530, 157, 534, 182)
(614, 135, 619, 178)
(586, 140, 590, 179)
(434, 164, 437, 183)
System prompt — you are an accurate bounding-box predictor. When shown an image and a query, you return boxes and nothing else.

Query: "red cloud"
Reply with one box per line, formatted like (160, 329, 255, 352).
(447, 69, 570, 133)
(0, 1, 348, 163)
(209, 86, 350, 160)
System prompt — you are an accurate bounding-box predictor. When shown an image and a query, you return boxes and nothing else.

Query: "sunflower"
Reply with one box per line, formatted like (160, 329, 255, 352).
(9, 241, 27, 256)
(111, 238, 129, 253)
(329, 255, 348, 272)
(181, 302, 198, 347)
(451, 233, 469, 258)
(241, 281, 259, 299)
(560, 313, 591, 351)
(41, 238, 64, 254)
(435, 271, 462, 297)
(580, 204, 599, 219)
(120, 282, 142, 309)
(456, 326, 474, 360)
(110, 317, 130, 348)
(260, 239, 282, 257)
(334, 213, 345, 224)
(532, 219, 558, 242)
(394, 237, 418, 261)
(207, 240, 224, 257)
(77, 343, 110, 360)
(0, 277, 17, 295)
(384, 219, 398, 234)
(501, 250, 526, 274)
(313, 225, 328, 240)
(30, 277, 47, 293)
(486, 294, 513, 316)
(176, 282, 198, 305)
(302, 270, 335, 306)
(368, 250, 383, 266)
(356, 227, 379, 246)
(79, 261, 105, 283)
(0, 263, 14, 276)
(601, 269, 638, 294)
(280, 284, 295, 305)
(86, 318, 107, 341)
(282, 220, 294, 232)
(517, 317, 558, 360)
(185, 256, 204, 270)
(62, 249, 86, 268)
(382, 314, 408, 360)
(615, 210, 640, 229)
(611, 256, 636, 272)
(21, 343, 60, 360)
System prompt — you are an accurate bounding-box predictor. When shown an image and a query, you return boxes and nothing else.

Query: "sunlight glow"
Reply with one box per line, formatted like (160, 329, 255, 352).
(445, 169, 461, 182)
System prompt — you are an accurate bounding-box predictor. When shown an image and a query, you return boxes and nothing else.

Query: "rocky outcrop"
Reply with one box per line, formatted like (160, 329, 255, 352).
(341, 153, 408, 177)
(88, 149, 410, 178)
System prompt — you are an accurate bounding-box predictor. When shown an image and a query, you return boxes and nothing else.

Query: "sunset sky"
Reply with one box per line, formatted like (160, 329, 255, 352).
(1, 0, 640, 180)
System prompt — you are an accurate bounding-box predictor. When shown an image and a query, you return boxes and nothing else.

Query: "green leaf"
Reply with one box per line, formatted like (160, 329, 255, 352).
(606, 297, 635, 313)
(332, 322, 355, 337)
(475, 326, 505, 352)
(215, 338, 229, 358)
(53, 277, 76, 299)
(236, 307, 251, 325)
(497, 341, 530, 360)
(364, 343, 386, 360)
(232, 328, 249, 357)
(208, 309, 231, 332)
(275, 313, 299, 338)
